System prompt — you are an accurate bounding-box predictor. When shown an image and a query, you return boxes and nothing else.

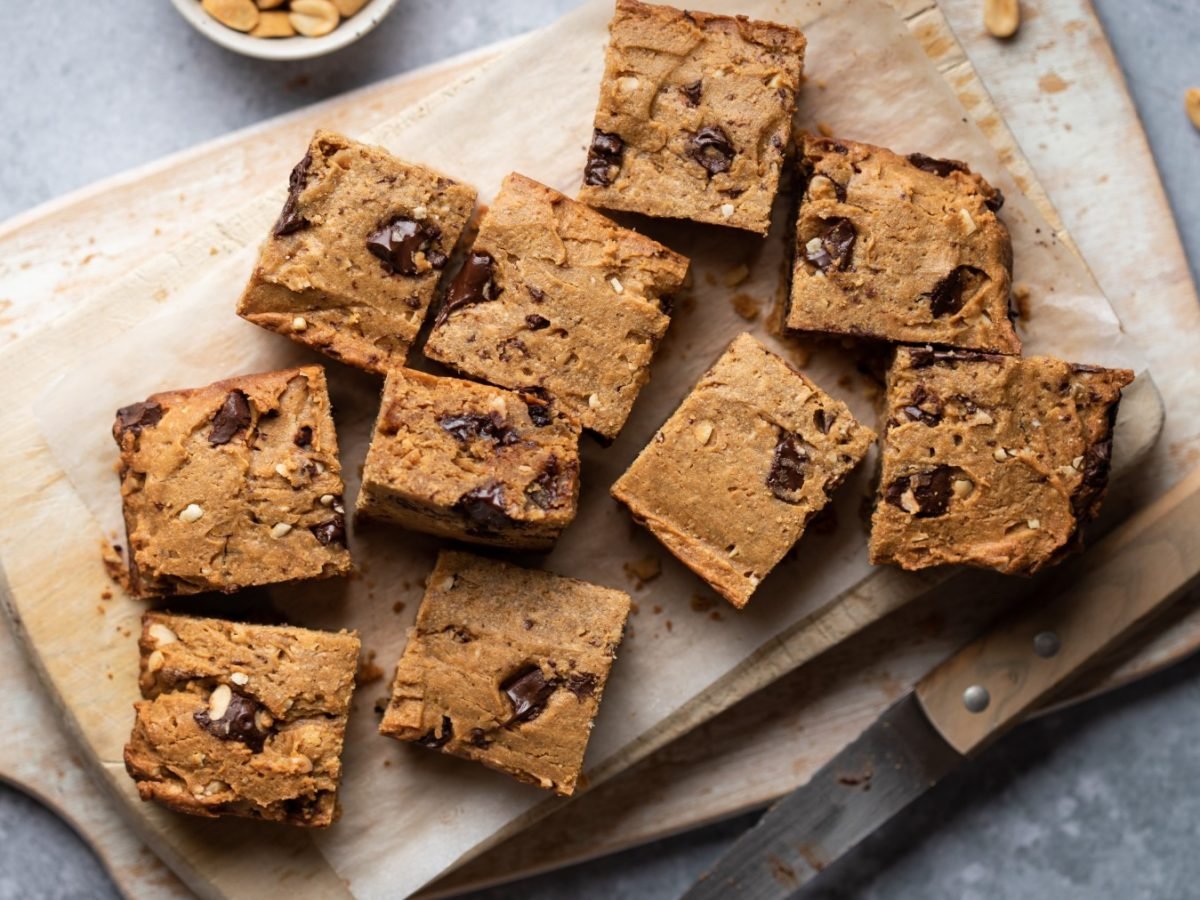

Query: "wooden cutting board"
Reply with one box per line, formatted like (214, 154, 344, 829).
(0, 1, 1194, 898)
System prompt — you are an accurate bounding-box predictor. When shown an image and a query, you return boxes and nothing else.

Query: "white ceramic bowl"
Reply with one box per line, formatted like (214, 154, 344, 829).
(170, 0, 400, 61)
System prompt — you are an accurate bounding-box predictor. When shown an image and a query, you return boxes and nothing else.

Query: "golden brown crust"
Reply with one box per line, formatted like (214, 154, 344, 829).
(379, 552, 631, 796)
(113, 365, 351, 597)
(612, 333, 876, 608)
(237, 130, 478, 373)
(786, 134, 1018, 353)
(578, 0, 805, 234)
(869, 348, 1134, 574)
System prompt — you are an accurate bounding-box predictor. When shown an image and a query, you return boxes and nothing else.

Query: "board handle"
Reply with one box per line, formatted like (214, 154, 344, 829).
(916, 466, 1200, 757)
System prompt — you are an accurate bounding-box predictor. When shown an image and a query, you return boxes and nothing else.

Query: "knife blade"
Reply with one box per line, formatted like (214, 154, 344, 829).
(685, 465, 1200, 900)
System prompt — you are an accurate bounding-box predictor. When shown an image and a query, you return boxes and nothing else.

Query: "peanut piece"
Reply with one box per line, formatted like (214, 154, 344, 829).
(201, 0, 260, 32)
(1186, 88, 1200, 131)
(983, 0, 1020, 39)
(289, 0, 340, 37)
(252, 12, 296, 39)
(334, 0, 369, 14)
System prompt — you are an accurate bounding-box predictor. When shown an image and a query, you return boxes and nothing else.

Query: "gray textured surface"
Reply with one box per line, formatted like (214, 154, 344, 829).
(0, 1, 1197, 898)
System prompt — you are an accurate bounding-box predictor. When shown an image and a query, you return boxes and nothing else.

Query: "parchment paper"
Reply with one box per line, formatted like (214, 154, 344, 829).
(36, 0, 1147, 895)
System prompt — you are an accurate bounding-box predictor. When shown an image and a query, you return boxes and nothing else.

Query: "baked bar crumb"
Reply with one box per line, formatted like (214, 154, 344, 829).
(123, 612, 360, 827)
(578, 0, 806, 234)
(379, 551, 631, 796)
(786, 134, 1019, 353)
(425, 172, 688, 440)
(238, 130, 477, 373)
(869, 347, 1134, 574)
(356, 367, 581, 550)
(612, 333, 875, 608)
(113, 365, 351, 597)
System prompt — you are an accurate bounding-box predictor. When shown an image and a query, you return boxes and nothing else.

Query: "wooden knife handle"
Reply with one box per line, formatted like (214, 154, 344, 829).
(916, 466, 1200, 757)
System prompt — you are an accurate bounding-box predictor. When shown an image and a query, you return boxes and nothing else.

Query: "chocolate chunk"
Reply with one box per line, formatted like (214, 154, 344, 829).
(310, 514, 346, 547)
(906, 152, 969, 178)
(805, 218, 856, 272)
(908, 347, 1005, 368)
(438, 412, 517, 446)
(273, 151, 313, 237)
(813, 139, 848, 155)
(497, 337, 528, 362)
(681, 79, 703, 106)
(984, 188, 1005, 212)
(116, 401, 163, 436)
(767, 431, 810, 502)
(502, 666, 556, 723)
(366, 217, 445, 276)
(194, 690, 272, 752)
(434, 252, 501, 326)
(209, 391, 251, 446)
(584, 130, 625, 187)
(454, 482, 512, 534)
(520, 387, 554, 427)
(526, 314, 550, 331)
(468, 728, 493, 748)
(688, 125, 735, 176)
(416, 716, 453, 749)
(885, 466, 954, 517)
(813, 408, 833, 434)
(658, 294, 675, 316)
(564, 672, 598, 699)
(293, 425, 313, 448)
(528, 285, 545, 302)
(928, 266, 987, 317)
(901, 384, 942, 426)
(526, 455, 573, 510)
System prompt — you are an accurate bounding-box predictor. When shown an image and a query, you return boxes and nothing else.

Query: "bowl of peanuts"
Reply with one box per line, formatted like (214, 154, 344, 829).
(171, 0, 400, 60)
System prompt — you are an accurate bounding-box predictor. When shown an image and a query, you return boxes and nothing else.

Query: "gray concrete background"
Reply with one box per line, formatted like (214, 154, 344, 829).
(0, 1, 1197, 898)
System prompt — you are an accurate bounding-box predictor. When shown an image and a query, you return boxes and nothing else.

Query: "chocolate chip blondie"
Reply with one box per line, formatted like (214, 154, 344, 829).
(379, 551, 631, 796)
(786, 135, 1019, 353)
(578, 0, 805, 234)
(870, 347, 1134, 574)
(356, 368, 581, 550)
(424, 172, 688, 440)
(113, 365, 351, 597)
(611, 333, 876, 608)
(124, 612, 360, 827)
(238, 130, 477, 373)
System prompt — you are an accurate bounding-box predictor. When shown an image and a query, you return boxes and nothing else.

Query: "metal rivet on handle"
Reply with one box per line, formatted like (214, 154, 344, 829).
(963, 685, 990, 713)
(1033, 631, 1061, 658)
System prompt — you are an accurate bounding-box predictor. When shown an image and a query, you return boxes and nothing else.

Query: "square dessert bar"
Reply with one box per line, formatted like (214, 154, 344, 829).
(238, 130, 477, 373)
(612, 333, 875, 608)
(578, 0, 805, 234)
(379, 551, 631, 796)
(870, 348, 1134, 574)
(124, 612, 360, 827)
(113, 365, 351, 597)
(424, 172, 688, 440)
(786, 134, 1019, 353)
(356, 368, 581, 550)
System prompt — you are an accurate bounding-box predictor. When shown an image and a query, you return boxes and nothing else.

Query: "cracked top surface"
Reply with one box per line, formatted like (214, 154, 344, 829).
(357, 367, 581, 549)
(379, 551, 631, 796)
(787, 134, 1018, 352)
(612, 333, 875, 608)
(113, 365, 351, 597)
(238, 130, 478, 373)
(123, 612, 360, 827)
(870, 348, 1134, 575)
(577, 0, 805, 234)
(425, 172, 688, 439)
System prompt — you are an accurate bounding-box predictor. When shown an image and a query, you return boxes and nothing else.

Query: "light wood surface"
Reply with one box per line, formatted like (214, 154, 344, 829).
(0, 1, 1193, 898)
(917, 466, 1200, 757)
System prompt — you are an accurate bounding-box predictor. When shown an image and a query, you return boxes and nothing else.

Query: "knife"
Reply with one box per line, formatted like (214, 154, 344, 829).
(684, 465, 1200, 900)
